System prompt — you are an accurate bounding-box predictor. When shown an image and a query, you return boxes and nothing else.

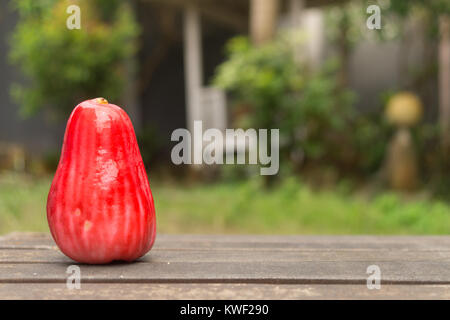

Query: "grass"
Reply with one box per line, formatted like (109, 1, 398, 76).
(1, 172, 450, 235)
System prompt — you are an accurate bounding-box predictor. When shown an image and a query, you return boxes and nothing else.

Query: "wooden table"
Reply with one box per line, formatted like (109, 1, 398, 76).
(0, 232, 450, 299)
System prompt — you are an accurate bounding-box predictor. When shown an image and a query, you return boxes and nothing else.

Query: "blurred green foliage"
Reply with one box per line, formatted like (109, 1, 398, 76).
(380, 0, 450, 39)
(157, 177, 450, 234)
(213, 34, 397, 178)
(9, 0, 139, 117)
(214, 36, 356, 173)
(2, 174, 450, 235)
(352, 112, 392, 174)
(326, 1, 370, 45)
(326, 0, 450, 41)
(386, 0, 450, 18)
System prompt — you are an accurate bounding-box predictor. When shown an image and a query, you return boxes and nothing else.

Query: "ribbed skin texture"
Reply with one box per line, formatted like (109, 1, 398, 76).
(47, 98, 156, 264)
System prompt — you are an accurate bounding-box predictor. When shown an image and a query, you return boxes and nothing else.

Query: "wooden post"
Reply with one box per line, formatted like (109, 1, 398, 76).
(183, 5, 203, 135)
(250, 0, 280, 45)
(183, 5, 206, 176)
(289, 0, 304, 64)
(304, 8, 324, 71)
(439, 15, 450, 155)
(289, 0, 304, 28)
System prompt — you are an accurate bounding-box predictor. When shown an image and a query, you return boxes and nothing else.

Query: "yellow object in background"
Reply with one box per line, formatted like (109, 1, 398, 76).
(385, 92, 423, 127)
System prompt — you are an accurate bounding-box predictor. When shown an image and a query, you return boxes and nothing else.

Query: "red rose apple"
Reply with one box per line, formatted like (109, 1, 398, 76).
(47, 98, 156, 264)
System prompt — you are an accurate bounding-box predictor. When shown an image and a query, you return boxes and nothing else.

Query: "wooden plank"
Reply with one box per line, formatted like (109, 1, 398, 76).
(3, 233, 450, 250)
(0, 233, 55, 248)
(1, 233, 450, 286)
(2, 248, 450, 264)
(1, 283, 450, 300)
(1, 260, 450, 284)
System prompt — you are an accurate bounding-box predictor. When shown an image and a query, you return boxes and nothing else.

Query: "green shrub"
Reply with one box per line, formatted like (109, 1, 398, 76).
(213, 35, 356, 173)
(9, 0, 139, 117)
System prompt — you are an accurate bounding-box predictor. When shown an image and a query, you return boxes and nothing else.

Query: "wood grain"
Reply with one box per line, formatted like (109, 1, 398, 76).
(1, 283, 449, 300)
(1, 233, 450, 299)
